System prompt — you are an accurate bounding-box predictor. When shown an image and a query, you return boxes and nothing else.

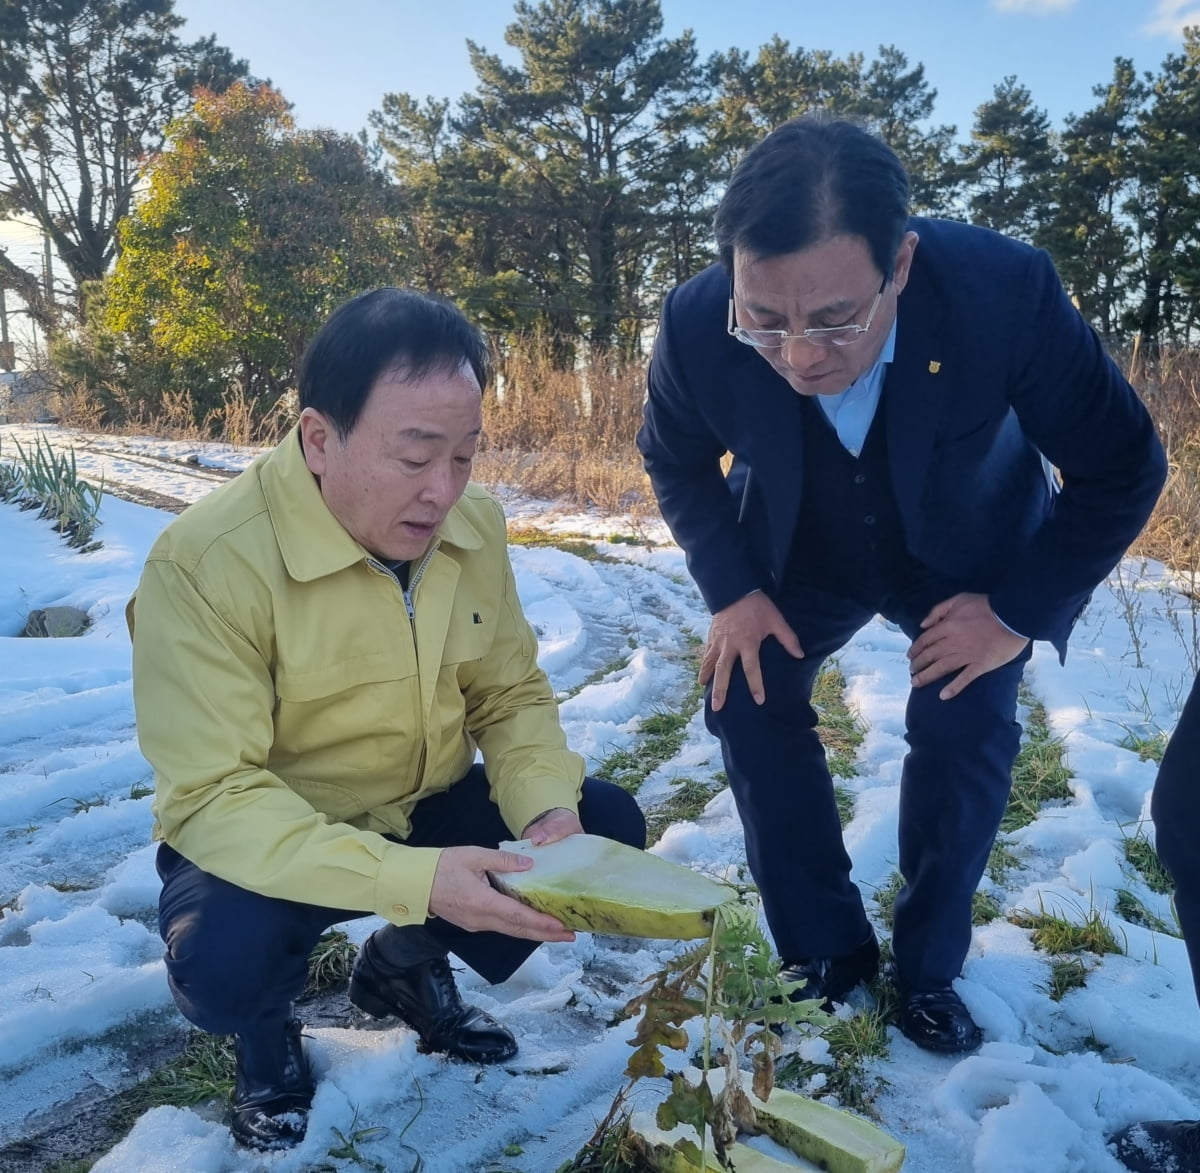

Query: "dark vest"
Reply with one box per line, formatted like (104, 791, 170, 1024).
(783, 396, 922, 604)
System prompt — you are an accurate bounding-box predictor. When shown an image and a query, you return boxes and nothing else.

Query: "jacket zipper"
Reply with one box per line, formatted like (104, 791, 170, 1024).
(402, 543, 439, 621)
(367, 541, 440, 794)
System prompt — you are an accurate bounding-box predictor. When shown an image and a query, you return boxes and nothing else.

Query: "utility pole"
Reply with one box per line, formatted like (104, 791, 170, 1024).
(40, 151, 53, 304)
(0, 250, 13, 371)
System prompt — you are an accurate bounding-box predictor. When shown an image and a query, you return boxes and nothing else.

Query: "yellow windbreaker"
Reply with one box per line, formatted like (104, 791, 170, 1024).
(128, 428, 584, 927)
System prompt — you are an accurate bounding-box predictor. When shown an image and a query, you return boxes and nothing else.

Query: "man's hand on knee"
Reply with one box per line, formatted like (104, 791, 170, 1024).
(428, 845, 576, 942)
(908, 592, 1029, 700)
(701, 591, 804, 711)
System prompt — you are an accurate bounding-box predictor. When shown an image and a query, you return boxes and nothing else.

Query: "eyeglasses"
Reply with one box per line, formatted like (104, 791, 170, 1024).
(727, 275, 888, 349)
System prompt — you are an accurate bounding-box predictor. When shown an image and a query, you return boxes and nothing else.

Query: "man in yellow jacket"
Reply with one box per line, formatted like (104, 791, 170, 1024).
(128, 288, 646, 1152)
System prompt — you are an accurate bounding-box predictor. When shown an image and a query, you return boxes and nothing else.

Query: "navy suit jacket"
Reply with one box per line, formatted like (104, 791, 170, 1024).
(638, 218, 1167, 655)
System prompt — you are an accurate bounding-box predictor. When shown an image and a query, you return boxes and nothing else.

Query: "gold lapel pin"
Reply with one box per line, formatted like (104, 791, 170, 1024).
(928, 360, 942, 374)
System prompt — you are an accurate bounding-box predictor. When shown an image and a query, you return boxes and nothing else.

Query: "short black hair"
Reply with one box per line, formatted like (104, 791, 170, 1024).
(298, 287, 491, 437)
(714, 114, 910, 277)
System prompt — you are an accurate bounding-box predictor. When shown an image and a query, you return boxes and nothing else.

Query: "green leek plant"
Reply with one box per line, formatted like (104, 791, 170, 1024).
(1, 433, 104, 549)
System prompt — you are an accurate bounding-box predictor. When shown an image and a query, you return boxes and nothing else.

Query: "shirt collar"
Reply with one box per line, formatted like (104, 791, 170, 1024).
(877, 318, 899, 366)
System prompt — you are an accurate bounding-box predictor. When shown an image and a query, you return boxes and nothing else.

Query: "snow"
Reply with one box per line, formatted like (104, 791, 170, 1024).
(1, 422, 1198, 1172)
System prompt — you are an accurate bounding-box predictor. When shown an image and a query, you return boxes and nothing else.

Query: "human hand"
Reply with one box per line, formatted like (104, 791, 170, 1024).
(522, 807, 584, 845)
(907, 592, 1029, 701)
(700, 591, 804, 711)
(428, 845, 576, 942)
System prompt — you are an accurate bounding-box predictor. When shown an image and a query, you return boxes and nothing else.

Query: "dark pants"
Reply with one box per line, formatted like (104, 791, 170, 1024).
(156, 766, 646, 1036)
(1152, 677, 1200, 1004)
(706, 576, 1029, 991)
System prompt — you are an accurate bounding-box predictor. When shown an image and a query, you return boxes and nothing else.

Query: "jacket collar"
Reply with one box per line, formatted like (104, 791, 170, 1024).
(262, 426, 484, 584)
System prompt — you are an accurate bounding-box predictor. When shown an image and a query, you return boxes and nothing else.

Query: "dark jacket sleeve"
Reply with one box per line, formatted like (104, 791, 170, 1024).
(987, 246, 1166, 643)
(637, 283, 761, 614)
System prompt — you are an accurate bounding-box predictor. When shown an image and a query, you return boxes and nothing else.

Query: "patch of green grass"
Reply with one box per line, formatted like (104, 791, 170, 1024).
(305, 929, 357, 995)
(128, 780, 155, 801)
(506, 527, 618, 563)
(972, 891, 1003, 925)
(1123, 830, 1175, 895)
(873, 871, 905, 932)
(777, 1007, 892, 1117)
(824, 1008, 892, 1114)
(1118, 728, 1169, 763)
(558, 655, 631, 704)
(1115, 888, 1180, 936)
(1002, 686, 1073, 833)
(644, 775, 724, 846)
(986, 838, 1025, 886)
(834, 784, 856, 829)
(111, 1031, 236, 1129)
(594, 707, 693, 795)
(1009, 902, 1124, 956)
(594, 642, 705, 796)
(865, 953, 901, 1021)
(1045, 957, 1091, 1001)
(557, 1090, 656, 1172)
(826, 1007, 890, 1064)
(812, 662, 866, 779)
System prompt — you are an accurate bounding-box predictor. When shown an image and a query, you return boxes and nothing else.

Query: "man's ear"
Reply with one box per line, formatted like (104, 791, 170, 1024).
(299, 407, 333, 477)
(892, 231, 920, 295)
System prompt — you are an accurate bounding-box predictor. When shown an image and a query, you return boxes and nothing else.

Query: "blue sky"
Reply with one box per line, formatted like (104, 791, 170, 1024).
(172, 0, 1198, 137)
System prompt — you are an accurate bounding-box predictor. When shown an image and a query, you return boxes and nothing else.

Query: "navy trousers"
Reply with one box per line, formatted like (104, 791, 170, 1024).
(156, 766, 646, 1036)
(1152, 677, 1200, 1004)
(706, 577, 1029, 992)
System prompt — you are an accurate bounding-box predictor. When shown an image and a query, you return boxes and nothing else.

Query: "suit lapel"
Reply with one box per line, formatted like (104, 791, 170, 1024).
(885, 255, 950, 538)
(730, 345, 806, 581)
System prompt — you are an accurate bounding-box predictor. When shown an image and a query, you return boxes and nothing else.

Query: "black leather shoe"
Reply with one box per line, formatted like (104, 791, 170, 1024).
(1110, 1119, 1200, 1172)
(780, 931, 880, 1010)
(897, 987, 983, 1054)
(349, 937, 517, 1064)
(230, 1018, 313, 1152)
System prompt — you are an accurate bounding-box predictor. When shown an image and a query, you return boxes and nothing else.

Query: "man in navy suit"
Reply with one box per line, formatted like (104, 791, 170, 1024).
(638, 115, 1166, 1053)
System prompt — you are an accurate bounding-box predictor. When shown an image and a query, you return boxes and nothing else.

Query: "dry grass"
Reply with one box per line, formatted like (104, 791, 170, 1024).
(52, 342, 653, 511)
(47, 339, 1200, 536)
(475, 346, 653, 514)
(54, 383, 295, 447)
(1131, 348, 1200, 570)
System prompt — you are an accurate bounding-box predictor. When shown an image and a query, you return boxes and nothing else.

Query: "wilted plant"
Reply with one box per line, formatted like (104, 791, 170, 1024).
(615, 902, 832, 1170)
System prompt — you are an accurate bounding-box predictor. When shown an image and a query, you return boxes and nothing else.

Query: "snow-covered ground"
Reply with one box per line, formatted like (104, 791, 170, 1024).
(1, 422, 1197, 1173)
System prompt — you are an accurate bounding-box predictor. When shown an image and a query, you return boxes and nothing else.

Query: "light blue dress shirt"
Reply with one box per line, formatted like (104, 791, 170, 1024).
(816, 321, 898, 457)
